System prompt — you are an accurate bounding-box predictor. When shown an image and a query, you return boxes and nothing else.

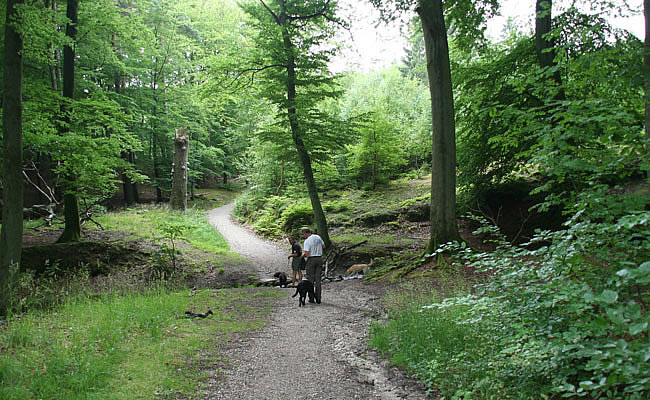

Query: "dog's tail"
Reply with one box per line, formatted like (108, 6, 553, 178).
(291, 287, 299, 297)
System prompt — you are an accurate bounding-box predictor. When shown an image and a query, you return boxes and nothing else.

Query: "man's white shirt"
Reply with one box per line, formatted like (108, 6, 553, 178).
(304, 234, 324, 257)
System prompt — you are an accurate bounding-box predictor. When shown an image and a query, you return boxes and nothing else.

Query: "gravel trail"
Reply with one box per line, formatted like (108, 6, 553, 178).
(204, 203, 430, 400)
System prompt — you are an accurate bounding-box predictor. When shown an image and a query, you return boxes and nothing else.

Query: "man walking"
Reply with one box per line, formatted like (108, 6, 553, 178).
(301, 227, 325, 304)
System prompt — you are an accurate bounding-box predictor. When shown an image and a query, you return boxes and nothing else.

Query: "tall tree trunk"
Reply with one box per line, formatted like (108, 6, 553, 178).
(57, 0, 81, 243)
(45, 0, 59, 92)
(535, 0, 564, 99)
(372, 130, 377, 190)
(113, 32, 139, 205)
(643, 0, 650, 179)
(417, 0, 460, 253)
(281, 24, 331, 247)
(151, 80, 164, 203)
(152, 130, 163, 202)
(169, 127, 189, 211)
(0, 0, 25, 315)
(121, 151, 139, 204)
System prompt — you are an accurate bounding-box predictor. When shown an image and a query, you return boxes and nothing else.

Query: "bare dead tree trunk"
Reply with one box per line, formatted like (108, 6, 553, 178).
(169, 127, 189, 211)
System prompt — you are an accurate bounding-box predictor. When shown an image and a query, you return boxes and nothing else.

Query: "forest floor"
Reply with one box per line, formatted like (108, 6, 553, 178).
(203, 202, 432, 399)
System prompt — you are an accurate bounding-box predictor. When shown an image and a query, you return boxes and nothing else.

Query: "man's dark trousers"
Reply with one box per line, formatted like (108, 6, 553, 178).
(305, 256, 323, 303)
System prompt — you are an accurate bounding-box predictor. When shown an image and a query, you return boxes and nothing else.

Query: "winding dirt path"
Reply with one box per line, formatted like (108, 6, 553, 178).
(204, 203, 430, 399)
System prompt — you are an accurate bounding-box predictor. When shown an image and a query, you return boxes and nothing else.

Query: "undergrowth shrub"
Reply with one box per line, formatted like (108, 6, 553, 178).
(249, 196, 290, 237)
(280, 201, 313, 233)
(233, 191, 315, 238)
(323, 198, 353, 213)
(233, 190, 268, 221)
(371, 189, 650, 399)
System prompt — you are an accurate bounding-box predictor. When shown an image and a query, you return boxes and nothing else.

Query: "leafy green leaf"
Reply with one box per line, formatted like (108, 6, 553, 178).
(599, 290, 618, 304)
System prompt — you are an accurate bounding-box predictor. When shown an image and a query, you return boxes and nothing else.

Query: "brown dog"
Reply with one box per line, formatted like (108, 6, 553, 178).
(346, 258, 373, 275)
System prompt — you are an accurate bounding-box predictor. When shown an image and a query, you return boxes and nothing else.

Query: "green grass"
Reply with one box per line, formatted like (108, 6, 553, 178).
(369, 279, 494, 398)
(189, 187, 242, 210)
(95, 205, 229, 256)
(0, 287, 284, 399)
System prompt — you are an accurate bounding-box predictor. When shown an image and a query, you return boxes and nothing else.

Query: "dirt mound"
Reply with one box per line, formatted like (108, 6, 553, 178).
(21, 240, 151, 277)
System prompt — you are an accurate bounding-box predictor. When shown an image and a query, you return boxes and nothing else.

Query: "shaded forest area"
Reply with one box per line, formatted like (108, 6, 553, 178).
(1, 0, 649, 399)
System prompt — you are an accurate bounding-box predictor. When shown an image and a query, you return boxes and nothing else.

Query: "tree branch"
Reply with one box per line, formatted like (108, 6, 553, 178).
(259, 0, 281, 25)
(217, 63, 286, 93)
(287, 0, 332, 21)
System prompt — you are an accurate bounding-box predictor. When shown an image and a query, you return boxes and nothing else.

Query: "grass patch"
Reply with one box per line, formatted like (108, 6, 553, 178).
(369, 278, 484, 398)
(95, 205, 229, 256)
(0, 287, 284, 399)
(189, 187, 242, 210)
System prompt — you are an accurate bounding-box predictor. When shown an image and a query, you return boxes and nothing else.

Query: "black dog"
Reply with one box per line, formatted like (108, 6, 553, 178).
(273, 271, 288, 288)
(185, 310, 213, 318)
(291, 279, 315, 307)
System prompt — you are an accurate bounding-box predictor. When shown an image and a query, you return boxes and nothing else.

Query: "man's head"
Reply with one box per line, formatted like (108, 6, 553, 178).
(288, 236, 295, 244)
(301, 227, 312, 238)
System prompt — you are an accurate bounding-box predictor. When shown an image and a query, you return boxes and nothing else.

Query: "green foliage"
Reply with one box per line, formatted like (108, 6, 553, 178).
(323, 198, 353, 213)
(235, 0, 348, 159)
(233, 190, 269, 222)
(339, 67, 431, 178)
(454, 13, 645, 211)
(371, 187, 650, 399)
(156, 219, 192, 270)
(5, 0, 252, 209)
(235, 193, 314, 239)
(280, 201, 314, 233)
(249, 196, 291, 238)
(346, 114, 406, 188)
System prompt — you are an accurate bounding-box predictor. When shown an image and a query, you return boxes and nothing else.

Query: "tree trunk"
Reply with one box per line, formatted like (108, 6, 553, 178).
(151, 85, 164, 203)
(0, 0, 25, 315)
(372, 129, 377, 190)
(122, 151, 138, 204)
(535, 0, 564, 99)
(169, 127, 189, 211)
(281, 24, 331, 247)
(57, 0, 81, 243)
(153, 133, 163, 203)
(417, 0, 460, 253)
(275, 160, 285, 195)
(113, 33, 139, 205)
(45, 0, 59, 92)
(643, 0, 650, 179)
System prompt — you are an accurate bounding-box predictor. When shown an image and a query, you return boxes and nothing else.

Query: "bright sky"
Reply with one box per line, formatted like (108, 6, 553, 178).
(330, 0, 407, 73)
(330, 0, 644, 73)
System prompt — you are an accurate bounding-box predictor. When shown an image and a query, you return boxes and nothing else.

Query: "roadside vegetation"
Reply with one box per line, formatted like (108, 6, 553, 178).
(1, 187, 287, 399)
(1, 286, 283, 400)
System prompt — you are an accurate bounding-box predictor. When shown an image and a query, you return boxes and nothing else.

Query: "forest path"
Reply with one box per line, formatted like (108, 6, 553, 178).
(204, 203, 430, 399)
(206, 203, 284, 280)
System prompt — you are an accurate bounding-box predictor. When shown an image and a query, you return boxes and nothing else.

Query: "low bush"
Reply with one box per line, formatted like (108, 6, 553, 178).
(280, 201, 313, 233)
(371, 189, 650, 399)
